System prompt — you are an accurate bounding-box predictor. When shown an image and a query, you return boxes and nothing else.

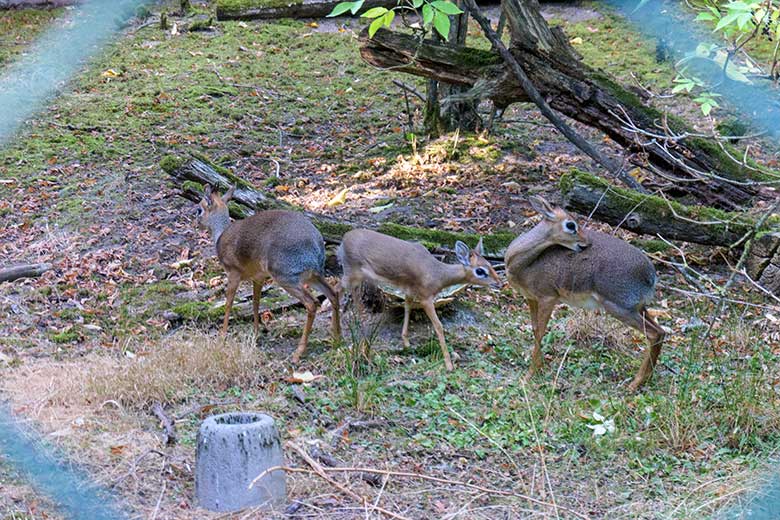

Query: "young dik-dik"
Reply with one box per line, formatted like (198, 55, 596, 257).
(504, 196, 665, 391)
(197, 185, 340, 362)
(338, 229, 501, 370)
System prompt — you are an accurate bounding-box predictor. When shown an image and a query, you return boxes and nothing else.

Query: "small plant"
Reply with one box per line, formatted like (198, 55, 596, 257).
(327, 0, 464, 40)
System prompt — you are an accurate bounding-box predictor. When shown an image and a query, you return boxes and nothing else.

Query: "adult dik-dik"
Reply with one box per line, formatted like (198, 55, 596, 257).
(197, 185, 340, 362)
(504, 196, 665, 391)
(338, 229, 502, 371)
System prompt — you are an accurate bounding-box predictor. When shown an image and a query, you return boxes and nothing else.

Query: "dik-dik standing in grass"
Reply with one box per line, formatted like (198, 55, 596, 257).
(338, 229, 502, 370)
(197, 185, 340, 362)
(505, 196, 665, 391)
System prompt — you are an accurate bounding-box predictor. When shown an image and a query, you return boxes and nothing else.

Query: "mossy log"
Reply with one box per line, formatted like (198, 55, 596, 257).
(215, 0, 397, 20)
(163, 155, 513, 258)
(359, 0, 780, 210)
(559, 169, 771, 246)
(561, 169, 780, 295)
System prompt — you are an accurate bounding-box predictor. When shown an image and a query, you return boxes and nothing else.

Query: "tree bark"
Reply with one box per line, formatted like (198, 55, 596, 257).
(359, 0, 780, 210)
(215, 0, 397, 20)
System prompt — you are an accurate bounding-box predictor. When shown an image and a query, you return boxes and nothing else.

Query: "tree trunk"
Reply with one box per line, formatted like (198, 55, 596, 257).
(359, 0, 779, 210)
(215, 0, 397, 20)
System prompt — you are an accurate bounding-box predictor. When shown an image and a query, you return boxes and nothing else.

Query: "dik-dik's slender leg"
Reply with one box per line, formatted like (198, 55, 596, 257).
(282, 283, 319, 363)
(401, 296, 412, 348)
(252, 278, 268, 338)
(524, 298, 555, 381)
(310, 275, 341, 342)
(221, 272, 241, 337)
(603, 302, 666, 391)
(421, 298, 454, 371)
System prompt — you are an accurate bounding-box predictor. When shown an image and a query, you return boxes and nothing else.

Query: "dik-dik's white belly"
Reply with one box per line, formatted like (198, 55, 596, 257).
(559, 291, 603, 311)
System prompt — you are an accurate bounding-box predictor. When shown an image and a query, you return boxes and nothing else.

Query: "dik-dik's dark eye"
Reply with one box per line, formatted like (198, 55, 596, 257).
(474, 267, 488, 278)
(564, 220, 577, 233)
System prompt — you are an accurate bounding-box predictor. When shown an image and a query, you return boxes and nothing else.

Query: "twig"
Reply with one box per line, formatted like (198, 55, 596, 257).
(174, 399, 239, 421)
(285, 442, 410, 520)
(462, 0, 647, 193)
(391, 79, 425, 102)
(706, 200, 780, 336)
(151, 480, 166, 520)
(249, 464, 588, 519)
(151, 402, 177, 445)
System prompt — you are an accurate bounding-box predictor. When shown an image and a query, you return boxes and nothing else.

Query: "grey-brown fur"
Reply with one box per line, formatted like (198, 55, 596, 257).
(504, 196, 665, 391)
(338, 229, 501, 371)
(198, 186, 340, 361)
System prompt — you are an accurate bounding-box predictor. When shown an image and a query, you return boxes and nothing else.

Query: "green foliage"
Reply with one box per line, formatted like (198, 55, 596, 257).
(327, 0, 463, 40)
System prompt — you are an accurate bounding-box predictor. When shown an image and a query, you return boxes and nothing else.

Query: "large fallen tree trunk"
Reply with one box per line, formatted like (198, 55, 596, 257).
(0, 263, 52, 283)
(161, 154, 515, 258)
(359, 0, 780, 210)
(215, 0, 398, 20)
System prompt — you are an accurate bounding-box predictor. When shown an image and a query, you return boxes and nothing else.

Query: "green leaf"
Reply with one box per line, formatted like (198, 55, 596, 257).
(368, 15, 385, 36)
(412, 0, 423, 7)
(350, 0, 364, 14)
(715, 11, 740, 30)
(433, 10, 450, 38)
(362, 6, 388, 18)
(327, 1, 356, 17)
(422, 3, 434, 24)
(383, 9, 395, 26)
(700, 102, 713, 116)
(431, 0, 463, 15)
(696, 12, 716, 21)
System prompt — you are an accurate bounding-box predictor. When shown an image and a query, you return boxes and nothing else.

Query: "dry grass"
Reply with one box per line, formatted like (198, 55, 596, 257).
(80, 330, 269, 409)
(563, 308, 633, 350)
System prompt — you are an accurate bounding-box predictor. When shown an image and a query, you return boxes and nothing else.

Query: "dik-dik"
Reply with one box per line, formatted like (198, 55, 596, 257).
(197, 185, 340, 362)
(338, 229, 501, 370)
(504, 196, 665, 391)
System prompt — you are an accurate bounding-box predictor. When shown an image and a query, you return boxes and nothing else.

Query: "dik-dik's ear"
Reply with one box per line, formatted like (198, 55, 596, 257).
(222, 185, 236, 203)
(528, 195, 557, 221)
(455, 241, 471, 266)
(474, 236, 485, 256)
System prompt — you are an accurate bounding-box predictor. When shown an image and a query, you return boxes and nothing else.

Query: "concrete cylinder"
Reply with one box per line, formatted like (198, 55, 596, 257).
(195, 412, 286, 512)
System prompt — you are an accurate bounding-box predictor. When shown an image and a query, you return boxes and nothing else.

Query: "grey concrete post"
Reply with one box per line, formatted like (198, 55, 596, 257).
(195, 412, 286, 512)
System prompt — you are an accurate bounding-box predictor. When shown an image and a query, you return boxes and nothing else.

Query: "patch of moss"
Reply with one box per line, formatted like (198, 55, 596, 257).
(160, 155, 186, 174)
(172, 301, 225, 320)
(559, 169, 774, 240)
(49, 329, 80, 344)
(630, 239, 672, 254)
(314, 220, 354, 241)
(217, 0, 303, 18)
(377, 222, 515, 255)
(182, 180, 204, 194)
(452, 46, 502, 68)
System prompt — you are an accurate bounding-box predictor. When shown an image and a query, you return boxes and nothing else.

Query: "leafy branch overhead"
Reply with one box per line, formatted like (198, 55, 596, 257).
(328, 0, 463, 39)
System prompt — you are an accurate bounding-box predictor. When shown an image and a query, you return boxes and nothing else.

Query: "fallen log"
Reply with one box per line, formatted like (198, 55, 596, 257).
(359, 0, 780, 209)
(561, 169, 780, 295)
(0, 263, 52, 283)
(215, 0, 397, 20)
(559, 169, 766, 247)
(162, 154, 515, 257)
(0, 0, 76, 7)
